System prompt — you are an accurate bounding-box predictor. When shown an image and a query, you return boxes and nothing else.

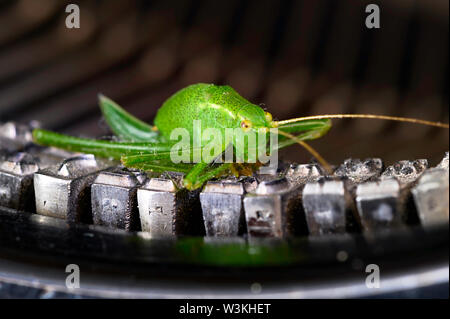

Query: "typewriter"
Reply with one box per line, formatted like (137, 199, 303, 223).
(0, 0, 448, 298)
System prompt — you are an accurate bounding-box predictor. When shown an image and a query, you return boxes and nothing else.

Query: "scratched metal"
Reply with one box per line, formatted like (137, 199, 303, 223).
(34, 154, 111, 223)
(91, 168, 145, 230)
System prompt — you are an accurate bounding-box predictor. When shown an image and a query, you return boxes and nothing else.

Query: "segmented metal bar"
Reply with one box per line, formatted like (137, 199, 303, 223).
(0, 122, 448, 237)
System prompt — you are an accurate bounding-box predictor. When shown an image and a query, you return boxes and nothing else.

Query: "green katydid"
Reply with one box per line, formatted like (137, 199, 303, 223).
(32, 83, 449, 190)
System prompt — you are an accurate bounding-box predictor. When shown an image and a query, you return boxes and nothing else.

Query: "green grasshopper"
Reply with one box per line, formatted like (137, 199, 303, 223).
(33, 83, 449, 190)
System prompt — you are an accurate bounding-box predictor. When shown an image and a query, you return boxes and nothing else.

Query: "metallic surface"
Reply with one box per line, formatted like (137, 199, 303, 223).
(334, 158, 383, 185)
(285, 163, 323, 185)
(244, 177, 303, 237)
(34, 154, 109, 223)
(0, 152, 38, 211)
(302, 180, 347, 235)
(356, 178, 403, 231)
(0, 150, 448, 298)
(137, 175, 204, 236)
(200, 180, 246, 237)
(0, 122, 34, 154)
(381, 159, 428, 187)
(412, 168, 449, 226)
(91, 168, 145, 230)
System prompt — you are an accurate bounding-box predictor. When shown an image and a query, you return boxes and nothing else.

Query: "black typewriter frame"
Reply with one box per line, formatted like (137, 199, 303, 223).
(0, 206, 447, 298)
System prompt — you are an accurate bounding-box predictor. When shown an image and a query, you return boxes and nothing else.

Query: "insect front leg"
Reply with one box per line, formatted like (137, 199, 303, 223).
(180, 142, 231, 190)
(183, 162, 233, 190)
(123, 149, 232, 190)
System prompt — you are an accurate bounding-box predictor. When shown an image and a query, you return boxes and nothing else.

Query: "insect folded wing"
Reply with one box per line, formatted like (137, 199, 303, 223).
(98, 94, 161, 142)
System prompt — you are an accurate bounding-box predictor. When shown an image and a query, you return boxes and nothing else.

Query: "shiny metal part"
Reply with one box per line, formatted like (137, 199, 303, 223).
(0, 122, 34, 144)
(380, 159, 431, 226)
(302, 180, 347, 235)
(285, 163, 323, 185)
(91, 168, 145, 230)
(34, 154, 109, 223)
(412, 168, 449, 226)
(243, 177, 303, 238)
(334, 158, 383, 185)
(0, 152, 39, 211)
(200, 180, 246, 237)
(381, 159, 428, 186)
(356, 178, 403, 231)
(0, 138, 23, 155)
(436, 152, 449, 170)
(0, 122, 35, 154)
(29, 146, 76, 168)
(137, 175, 203, 237)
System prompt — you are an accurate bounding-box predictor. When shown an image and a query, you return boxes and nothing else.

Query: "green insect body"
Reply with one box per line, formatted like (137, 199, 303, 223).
(32, 83, 448, 190)
(155, 84, 269, 140)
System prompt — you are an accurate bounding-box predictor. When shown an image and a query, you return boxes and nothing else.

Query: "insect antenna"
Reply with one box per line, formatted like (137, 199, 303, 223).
(276, 129, 333, 174)
(275, 114, 450, 128)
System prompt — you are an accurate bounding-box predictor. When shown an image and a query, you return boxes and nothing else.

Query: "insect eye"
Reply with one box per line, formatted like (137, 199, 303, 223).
(240, 120, 252, 131)
(265, 112, 273, 122)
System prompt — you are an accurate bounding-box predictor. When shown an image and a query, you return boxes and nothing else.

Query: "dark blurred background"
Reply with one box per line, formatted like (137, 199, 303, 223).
(0, 0, 448, 166)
